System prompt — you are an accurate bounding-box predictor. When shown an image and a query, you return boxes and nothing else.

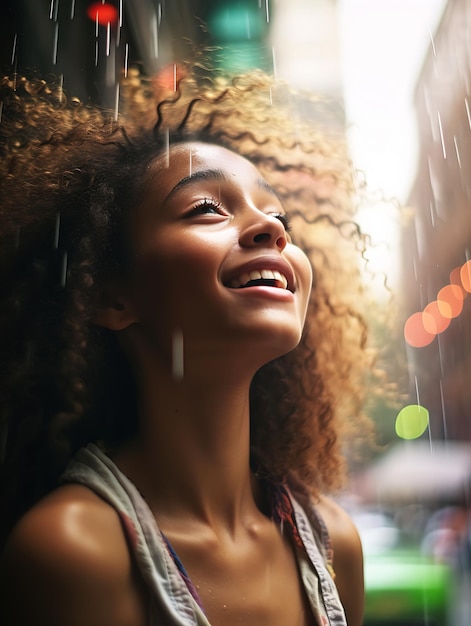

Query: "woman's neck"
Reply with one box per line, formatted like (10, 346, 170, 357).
(113, 361, 261, 533)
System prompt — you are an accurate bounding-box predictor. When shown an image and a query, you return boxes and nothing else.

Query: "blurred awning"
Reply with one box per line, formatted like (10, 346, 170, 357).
(358, 440, 471, 504)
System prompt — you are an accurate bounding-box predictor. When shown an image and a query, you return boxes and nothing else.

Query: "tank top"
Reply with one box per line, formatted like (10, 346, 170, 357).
(61, 443, 347, 626)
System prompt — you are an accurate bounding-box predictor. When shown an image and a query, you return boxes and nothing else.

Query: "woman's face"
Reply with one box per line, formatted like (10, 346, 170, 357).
(126, 142, 313, 369)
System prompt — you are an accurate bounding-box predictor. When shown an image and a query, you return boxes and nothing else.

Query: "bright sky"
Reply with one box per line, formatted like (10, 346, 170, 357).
(337, 0, 447, 288)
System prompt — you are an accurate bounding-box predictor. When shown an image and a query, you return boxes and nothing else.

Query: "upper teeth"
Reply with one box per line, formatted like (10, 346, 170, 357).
(230, 269, 288, 290)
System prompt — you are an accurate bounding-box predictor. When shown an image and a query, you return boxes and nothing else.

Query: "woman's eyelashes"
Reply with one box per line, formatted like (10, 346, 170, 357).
(187, 198, 226, 216)
(271, 212, 292, 234)
(185, 200, 291, 234)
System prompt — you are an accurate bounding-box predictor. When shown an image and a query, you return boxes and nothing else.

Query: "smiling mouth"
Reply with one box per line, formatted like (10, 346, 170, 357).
(229, 269, 289, 291)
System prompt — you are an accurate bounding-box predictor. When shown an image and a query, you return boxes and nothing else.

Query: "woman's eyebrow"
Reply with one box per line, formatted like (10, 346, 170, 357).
(164, 168, 227, 202)
(257, 178, 282, 202)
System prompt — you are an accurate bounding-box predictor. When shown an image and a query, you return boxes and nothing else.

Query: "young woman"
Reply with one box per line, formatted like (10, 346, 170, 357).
(0, 65, 367, 626)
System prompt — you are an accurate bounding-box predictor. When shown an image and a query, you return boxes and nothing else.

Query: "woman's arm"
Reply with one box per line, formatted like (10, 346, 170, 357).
(316, 495, 365, 626)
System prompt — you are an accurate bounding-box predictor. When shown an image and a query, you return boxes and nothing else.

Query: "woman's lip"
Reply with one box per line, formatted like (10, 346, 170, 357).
(226, 284, 295, 301)
(222, 256, 296, 292)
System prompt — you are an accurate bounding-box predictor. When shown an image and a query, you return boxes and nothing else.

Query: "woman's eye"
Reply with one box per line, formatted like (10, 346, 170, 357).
(188, 199, 224, 216)
(272, 212, 292, 233)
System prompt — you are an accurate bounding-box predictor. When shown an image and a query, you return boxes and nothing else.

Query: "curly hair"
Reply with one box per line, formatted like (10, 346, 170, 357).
(0, 63, 371, 545)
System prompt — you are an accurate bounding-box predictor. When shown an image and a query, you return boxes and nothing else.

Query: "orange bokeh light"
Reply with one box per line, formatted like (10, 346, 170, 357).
(437, 284, 464, 318)
(460, 260, 471, 293)
(450, 265, 463, 286)
(423, 301, 451, 334)
(404, 311, 436, 348)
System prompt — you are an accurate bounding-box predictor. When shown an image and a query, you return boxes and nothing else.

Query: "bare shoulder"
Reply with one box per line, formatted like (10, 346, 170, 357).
(316, 494, 364, 626)
(0, 485, 148, 626)
(316, 494, 363, 559)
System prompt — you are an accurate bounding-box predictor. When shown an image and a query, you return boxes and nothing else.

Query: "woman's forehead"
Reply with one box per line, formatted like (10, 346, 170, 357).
(149, 142, 261, 187)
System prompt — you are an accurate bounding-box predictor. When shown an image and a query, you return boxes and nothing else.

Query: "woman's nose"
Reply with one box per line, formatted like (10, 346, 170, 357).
(239, 213, 287, 251)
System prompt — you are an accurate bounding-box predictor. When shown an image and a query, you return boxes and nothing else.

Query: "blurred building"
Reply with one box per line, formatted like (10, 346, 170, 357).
(0, 0, 345, 127)
(404, 0, 471, 440)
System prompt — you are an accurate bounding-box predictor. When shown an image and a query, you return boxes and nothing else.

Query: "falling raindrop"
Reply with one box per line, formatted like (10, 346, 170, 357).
(54, 212, 61, 249)
(439, 380, 448, 440)
(60, 251, 68, 287)
(246, 12, 251, 39)
(437, 111, 446, 159)
(271, 46, 277, 79)
(49, 0, 59, 22)
(70, 0, 75, 20)
(164, 128, 170, 168)
(58, 74, 64, 103)
(11, 33, 17, 65)
(52, 22, 59, 65)
(465, 97, 471, 129)
(151, 12, 159, 59)
(453, 135, 461, 168)
(114, 84, 120, 122)
(124, 42, 129, 77)
(429, 30, 436, 58)
(172, 330, 184, 379)
(106, 22, 111, 57)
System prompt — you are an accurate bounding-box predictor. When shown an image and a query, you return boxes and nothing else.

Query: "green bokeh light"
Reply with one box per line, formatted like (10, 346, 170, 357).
(395, 404, 430, 440)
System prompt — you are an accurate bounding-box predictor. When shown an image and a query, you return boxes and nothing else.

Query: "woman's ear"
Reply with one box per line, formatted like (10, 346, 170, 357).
(93, 284, 139, 331)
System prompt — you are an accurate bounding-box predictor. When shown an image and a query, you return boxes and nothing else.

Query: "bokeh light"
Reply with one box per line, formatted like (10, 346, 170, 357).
(87, 2, 119, 27)
(460, 260, 471, 293)
(404, 312, 435, 348)
(395, 404, 430, 440)
(405, 261, 470, 347)
(422, 301, 451, 334)
(437, 284, 464, 318)
(449, 265, 463, 287)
